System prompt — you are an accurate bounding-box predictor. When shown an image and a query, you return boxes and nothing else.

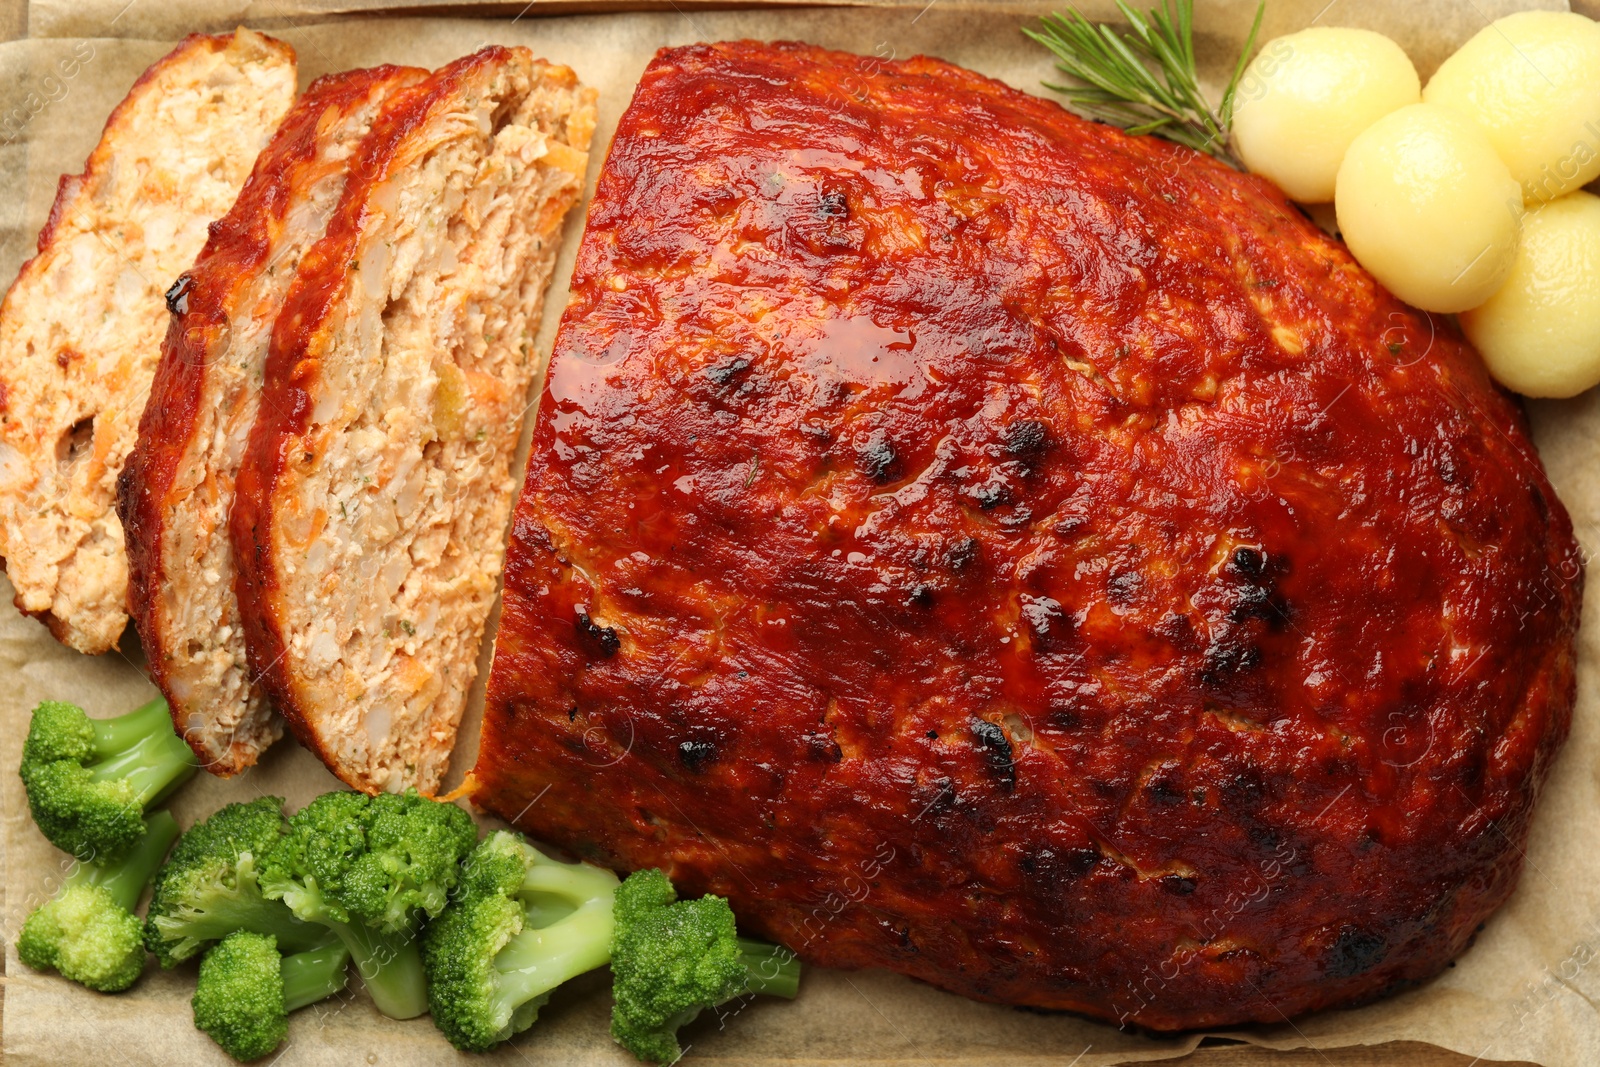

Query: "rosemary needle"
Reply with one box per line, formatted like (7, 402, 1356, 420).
(1024, 0, 1266, 167)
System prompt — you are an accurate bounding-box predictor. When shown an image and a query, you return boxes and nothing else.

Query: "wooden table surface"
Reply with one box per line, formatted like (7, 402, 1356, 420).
(0, 0, 1576, 1063)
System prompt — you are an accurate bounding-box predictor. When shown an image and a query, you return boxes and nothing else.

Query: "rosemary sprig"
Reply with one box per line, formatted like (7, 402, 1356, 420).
(1024, 0, 1265, 167)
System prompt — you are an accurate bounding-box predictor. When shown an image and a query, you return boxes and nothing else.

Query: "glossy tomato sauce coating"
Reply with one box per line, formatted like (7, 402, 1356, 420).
(472, 41, 1583, 1028)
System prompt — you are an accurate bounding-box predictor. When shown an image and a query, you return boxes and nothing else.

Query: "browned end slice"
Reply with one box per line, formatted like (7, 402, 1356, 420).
(0, 29, 296, 654)
(232, 46, 596, 794)
(118, 65, 429, 776)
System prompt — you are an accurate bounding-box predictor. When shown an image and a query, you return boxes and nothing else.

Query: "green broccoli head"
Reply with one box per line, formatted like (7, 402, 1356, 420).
(19, 699, 196, 863)
(191, 931, 352, 1062)
(261, 788, 478, 932)
(259, 789, 478, 1020)
(422, 830, 619, 1052)
(193, 931, 289, 1061)
(17, 810, 181, 993)
(18, 882, 146, 993)
(21, 700, 98, 763)
(144, 797, 326, 968)
(610, 869, 802, 1065)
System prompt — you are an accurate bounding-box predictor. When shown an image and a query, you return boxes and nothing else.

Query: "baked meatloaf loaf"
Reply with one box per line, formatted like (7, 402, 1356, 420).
(471, 41, 1583, 1028)
(0, 30, 296, 653)
(119, 65, 427, 775)
(232, 47, 596, 794)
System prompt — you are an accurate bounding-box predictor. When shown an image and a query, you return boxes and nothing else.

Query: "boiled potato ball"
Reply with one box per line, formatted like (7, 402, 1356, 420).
(1461, 192, 1600, 398)
(1424, 11, 1600, 204)
(1335, 103, 1521, 313)
(1232, 27, 1419, 203)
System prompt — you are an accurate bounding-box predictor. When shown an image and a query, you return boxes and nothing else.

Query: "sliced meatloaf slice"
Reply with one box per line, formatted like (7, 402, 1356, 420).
(231, 46, 596, 794)
(0, 29, 296, 654)
(119, 65, 428, 776)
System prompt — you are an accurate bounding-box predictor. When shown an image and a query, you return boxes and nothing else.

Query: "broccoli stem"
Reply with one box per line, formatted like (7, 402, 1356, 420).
(329, 920, 429, 1020)
(281, 940, 352, 1013)
(87, 718, 196, 808)
(88, 698, 172, 754)
(490, 894, 615, 1018)
(736, 938, 801, 1000)
(76, 810, 180, 910)
(159, 885, 331, 955)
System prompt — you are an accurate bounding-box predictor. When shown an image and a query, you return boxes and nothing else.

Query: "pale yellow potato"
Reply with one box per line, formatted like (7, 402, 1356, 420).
(1423, 10, 1600, 204)
(1335, 103, 1521, 313)
(1232, 27, 1419, 203)
(1461, 191, 1600, 398)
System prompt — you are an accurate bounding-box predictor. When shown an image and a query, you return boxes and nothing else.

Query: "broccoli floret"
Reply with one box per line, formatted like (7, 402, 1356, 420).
(20, 698, 197, 863)
(17, 809, 180, 992)
(192, 931, 351, 1061)
(610, 868, 801, 1065)
(422, 830, 620, 1052)
(258, 789, 477, 1019)
(144, 796, 329, 967)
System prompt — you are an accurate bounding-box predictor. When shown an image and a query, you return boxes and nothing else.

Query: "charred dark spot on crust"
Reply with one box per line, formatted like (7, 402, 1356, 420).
(1003, 419, 1050, 458)
(1144, 763, 1184, 806)
(1221, 546, 1293, 630)
(1160, 874, 1197, 896)
(966, 479, 1011, 509)
(165, 274, 194, 315)
(1229, 546, 1266, 580)
(1227, 583, 1274, 623)
(575, 610, 620, 658)
(1059, 847, 1100, 878)
(567, 705, 578, 722)
(1020, 845, 1099, 885)
(907, 583, 935, 608)
(803, 726, 842, 763)
(1048, 705, 1082, 731)
(793, 185, 857, 253)
(705, 356, 752, 386)
(1246, 822, 1281, 851)
(1202, 638, 1262, 685)
(1021, 595, 1066, 649)
(857, 429, 901, 483)
(678, 738, 718, 772)
(970, 718, 1016, 792)
(945, 536, 979, 571)
(817, 188, 849, 220)
(1326, 925, 1388, 978)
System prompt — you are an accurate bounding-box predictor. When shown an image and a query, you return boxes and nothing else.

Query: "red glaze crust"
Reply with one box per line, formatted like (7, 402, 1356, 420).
(471, 41, 1583, 1029)
(119, 65, 426, 774)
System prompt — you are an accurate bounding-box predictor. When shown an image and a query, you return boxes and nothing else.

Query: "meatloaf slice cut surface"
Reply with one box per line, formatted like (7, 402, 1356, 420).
(0, 29, 296, 654)
(119, 65, 428, 777)
(231, 46, 596, 794)
(470, 41, 1584, 1029)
